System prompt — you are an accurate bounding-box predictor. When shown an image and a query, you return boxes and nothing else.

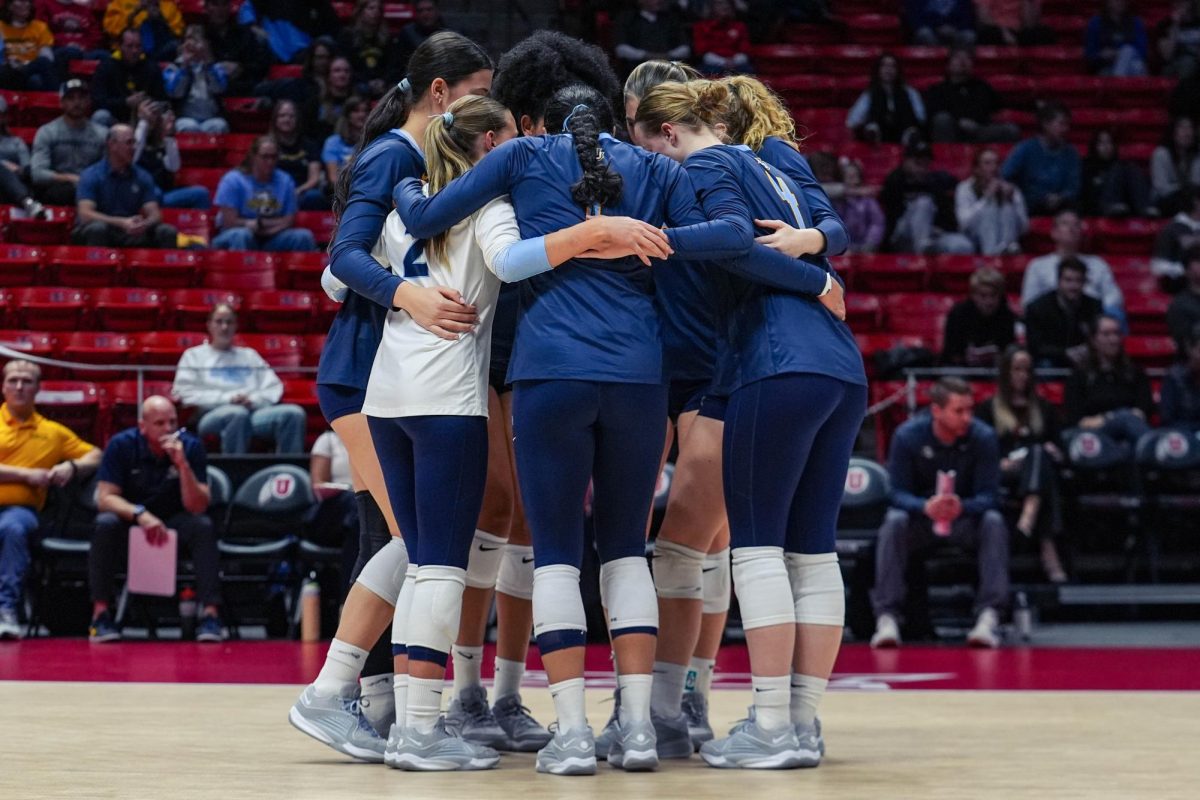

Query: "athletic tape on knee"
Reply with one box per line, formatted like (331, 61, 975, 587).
(651, 538, 705, 601)
(702, 547, 731, 614)
(465, 530, 507, 589)
(405, 565, 467, 666)
(784, 552, 845, 626)
(731, 546, 794, 630)
(391, 563, 419, 653)
(532, 564, 586, 653)
(355, 536, 409, 604)
(599, 556, 658, 636)
(496, 544, 534, 600)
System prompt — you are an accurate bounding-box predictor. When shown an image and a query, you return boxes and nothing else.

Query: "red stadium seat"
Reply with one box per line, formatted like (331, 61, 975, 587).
(820, 45, 882, 76)
(221, 133, 260, 167)
(988, 75, 1038, 109)
(135, 331, 208, 366)
(45, 246, 123, 287)
(276, 250, 329, 290)
(1125, 292, 1171, 336)
(1035, 76, 1105, 108)
(884, 294, 954, 348)
(973, 46, 1021, 76)
(224, 96, 271, 133)
(749, 45, 818, 75)
(845, 14, 903, 46)
(160, 208, 213, 241)
(106, 379, 178, 434)
(235, 333, 304, 369)
(8, 205, 73, 245)
(0, 243, 46, 286)
(853, 254, 929, 292)
(243, 290, 318, 333)
(67, 59, 99, 77)
(174, 168, 225, 194)
(845, 294, 883, 331)
(1107, 76, 1175, 109)
(302, 334, 326, 366)
(266, 63, 304, 80)
(205, 251, 276, 290)
(175, 133, 225, 167)
(166, 288, 242, 329)
(16, 91, 61, 127)
(1125, 335, 1175, 369)
(894, 46, 946, 81)
(92, 288, 167, 331)
(0, 288, 9, 326)
(763, 75, 838, 110)
(0, 329, 56, 367)
(12, 287, 88, 330)
(1094, 218, 1165, 255)
(35, 380, 103, 442)
(59, 332, 135, 372)
(280, 378, 324, 448)
(124, 248, 203, 288)
(928, 255, 1006, 294)
(294, 211, 338, 246)
(1024, 46, 1086, 75)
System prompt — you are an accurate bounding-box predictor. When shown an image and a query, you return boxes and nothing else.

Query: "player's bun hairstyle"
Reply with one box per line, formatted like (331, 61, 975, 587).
(491, 31, 621, 134)
(623, 59, 700, 102)
(543, 84, 623, 211)
(722, 75, 799, 152)
(332, 31, 492, 217)
(423, 95, 512, 265)
(634, 79, 730, 135)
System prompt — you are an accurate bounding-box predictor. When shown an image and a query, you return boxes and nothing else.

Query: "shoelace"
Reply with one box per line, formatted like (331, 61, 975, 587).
(341, 696, 379, 735)
(499, 699, 541, 728)
(461, 694, 496, 724)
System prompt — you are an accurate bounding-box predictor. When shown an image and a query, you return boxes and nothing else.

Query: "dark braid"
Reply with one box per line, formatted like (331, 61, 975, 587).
(544, 84, 622, 210)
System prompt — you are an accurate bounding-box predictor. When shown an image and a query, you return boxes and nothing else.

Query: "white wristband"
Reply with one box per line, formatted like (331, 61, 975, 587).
(819, 273, 832, 297)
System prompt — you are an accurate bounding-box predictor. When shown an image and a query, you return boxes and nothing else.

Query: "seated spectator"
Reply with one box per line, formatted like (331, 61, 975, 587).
(0, 359, 101, 640)
(102, 0, 183, 61)
(163, 25, 230, 134)
(615, 0, 691, 77)
(835, 158, 885, 253)
(694, 0, 753, 76)
(1151, 187, 1200, 287)
(941, 266, 1017, 367)
(397, 0, 448, 70)
(254, 36, 334, 109)
(1025, 256, 1104, 367)
(925, 47, 1019, 144)
(1063, 314, 1153, 448)
(0, 96, 47, 219)
(39, 0, 105, 63)
(870, 377, 1008, 649)
(0, 0, 56, 90)
(307, 429, 358, 596)
(212, 136, 317, 252)
(92, 28, 168, 128)
(322, 97, 368, 190)
(976, 346, 1068, 582)
(30, 79, 107, 206)
(975, 0, 1056, 46)
(134, 100, 209, 209)
(304, 56, 355, 144)
(955, 147, 1029, 255)
(172, 304, 307, 455)
(846, 54, 926, 146)
(200, 0, 268, 96)
(1002, 102, 1081, 215)
(236, 0, 342, 64)
(1155, 0, 1200, 79)
(881, 139, 973, 254)
(87, 395, 223, 643)
(337, 0, 397, 98)
(1161, 322, 1200, 429)
(1167, 246, 1200, 352)
(1021, 210, 1124, 314)
(1085, 0, 1149, 76)
(72, 123, 177, 248)
(1081, 129, 1152, 218)
(269, 100, 326, 211)
(904, 0, 977, 46)
(1150, 117, 1200, 217)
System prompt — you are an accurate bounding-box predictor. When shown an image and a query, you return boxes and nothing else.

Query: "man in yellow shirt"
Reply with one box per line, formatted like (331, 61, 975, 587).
(0, 360, 100, 639)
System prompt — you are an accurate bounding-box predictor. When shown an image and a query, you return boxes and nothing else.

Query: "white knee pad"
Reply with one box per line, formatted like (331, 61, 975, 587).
(702, 547, 731, 614)
(405, 565, 467, 657)
(391, 563, 419, 647)
(464, 530, 507, 589)
(599, 556, 658, 634)
(785, 552, 845, 626)
(355, 536, 409, 604)
(532, 564, 586, 639)
(731, 546, 795, 630)
(651, 538, 705, 601)
(496, 544, 534, 600)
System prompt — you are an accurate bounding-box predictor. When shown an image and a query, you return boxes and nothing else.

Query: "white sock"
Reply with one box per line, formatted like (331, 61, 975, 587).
(549, 678, 587, 731)
(359, 672, 395, 730)
(650, 661, 688, 717)
(790, 673, 828, 728)
(493, 657, 525, 700)
(392, 673, 408, 723)
(686, 656, 716, 698)
(406, 675, 445, 734)
(617, 673, 652, 725)
(751, 675, 791, 732)
(312, 639, 367, 697)
(451, 645, 484, 698)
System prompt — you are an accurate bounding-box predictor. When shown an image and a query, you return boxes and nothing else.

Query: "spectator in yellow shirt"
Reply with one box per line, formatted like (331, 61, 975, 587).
(0, 359, 101, 639)
(0, 0, 56, 91)
(102, 0, 183, 60)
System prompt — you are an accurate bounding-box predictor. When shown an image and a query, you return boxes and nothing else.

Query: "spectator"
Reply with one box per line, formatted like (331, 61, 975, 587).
(162, 25, 230, 134)
(1166, 246, 1200, 352)
(976, 346, 1068, 582)
(304, 55, 354, 144)
(614, 0, 691, 77)
(1025, 256, 1104, 367)
(0, 0, 56, 90)
(236, 0, 340, 64)
(397, 0, 448, 70)
(870, 377, 1008, 649)
(1151, 187, 1200, 286)
(1161, 321, 1200, 428)
(39, 0, 105, 62)
(0, 96, 47, 219)
(0, 359, 101, 640)
(693, 0, 753, 76)
(134, 100, 210, 209)
(904, 0, 977, 46)
(102, 0, 184, 61)
(1063, 313, 1153, 448)
(1002, 102, 1081, 215)
(212, 135, 317, 252)
(72, 123, 177, 248)
(321, 96, 367, 190)
(881, 139, 973, 254)
(807, 150, 845, 200)
(1081, 129, 1152, 218)
(975, 0, 1056, 45)
(1155, 0, 1200, 79)
(92, 28, 168, 128)
(942, 266, 1018, 367)
(955, 147, 1029, 255)
(200, 0, 268, 96)
(1150, 116, 1200, 217)
(254, 36, 334, 109)
(268, 99, 326, 211)
(1021, 210, 1124, 313)
(30, 78, 107, 206)
(925, 47, 1019, 144)
(87, 395, 223, 643)
(1085, 0, 1149, 76)
(846, 53, 926, 145)
(307, 429, 358, 595)
(835, 158, 885, 253)
(337, 0, 397, 98)
(172, 304, 307, 454)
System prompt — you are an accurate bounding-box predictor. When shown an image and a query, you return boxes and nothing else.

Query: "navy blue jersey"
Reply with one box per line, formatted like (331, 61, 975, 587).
(757, 137, 850, 258)
(655, 258, 720, 383)
(318, 132, 425, 389)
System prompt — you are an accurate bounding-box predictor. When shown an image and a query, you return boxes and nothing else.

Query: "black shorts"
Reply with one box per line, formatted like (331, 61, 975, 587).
(667, 379, 709, 422)
(489, 285, 518, 394)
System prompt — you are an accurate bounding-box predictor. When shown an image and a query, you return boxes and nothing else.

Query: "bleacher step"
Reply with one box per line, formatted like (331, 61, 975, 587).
(1057, 584, 1200, 606)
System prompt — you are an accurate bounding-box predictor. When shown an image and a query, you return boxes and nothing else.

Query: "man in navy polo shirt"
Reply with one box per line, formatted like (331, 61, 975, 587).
(72, 123, 178, 249)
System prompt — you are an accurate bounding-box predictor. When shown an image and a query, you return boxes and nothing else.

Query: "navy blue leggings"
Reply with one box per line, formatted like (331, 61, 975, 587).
(723, 374, 867, 554)
(367, 415, 488, 568)
(512, 380, 667, 569)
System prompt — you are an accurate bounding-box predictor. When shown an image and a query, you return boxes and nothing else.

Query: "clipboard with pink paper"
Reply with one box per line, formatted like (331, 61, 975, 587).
(127, 526, 178, 596)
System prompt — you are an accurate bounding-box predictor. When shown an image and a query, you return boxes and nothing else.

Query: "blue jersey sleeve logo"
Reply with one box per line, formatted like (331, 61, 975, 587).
(402, 239, 429, 278)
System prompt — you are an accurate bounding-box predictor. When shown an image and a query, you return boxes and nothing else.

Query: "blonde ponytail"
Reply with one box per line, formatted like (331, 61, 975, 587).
(634, 79, 731, 135)
(721, 75, 799, 152)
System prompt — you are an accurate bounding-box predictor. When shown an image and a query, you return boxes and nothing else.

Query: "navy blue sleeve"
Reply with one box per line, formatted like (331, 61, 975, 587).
(96, 436, 131, 489)
(761, 139, 849, 256)
(887, 427, 929, 515)
(658, 155, 758, 260)
(724, 244, 831, 296)
(184, 435, 208, 479)
(961, 430, 1000, 516)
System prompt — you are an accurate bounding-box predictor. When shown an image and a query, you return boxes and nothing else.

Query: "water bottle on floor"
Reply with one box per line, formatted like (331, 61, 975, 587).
(179, 586, 197, 640)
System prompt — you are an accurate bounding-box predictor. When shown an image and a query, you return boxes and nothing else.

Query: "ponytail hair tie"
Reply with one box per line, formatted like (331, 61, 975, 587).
(562, 103, 590, 132)
(441, 110, 454, 127)
(397, 77, 411, 93)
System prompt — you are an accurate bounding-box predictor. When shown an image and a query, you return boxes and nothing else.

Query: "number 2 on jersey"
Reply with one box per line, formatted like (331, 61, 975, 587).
(402, 239, 429, 278)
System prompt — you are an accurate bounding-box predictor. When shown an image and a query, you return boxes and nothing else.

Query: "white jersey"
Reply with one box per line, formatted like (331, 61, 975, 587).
(361, 196, 520, 418)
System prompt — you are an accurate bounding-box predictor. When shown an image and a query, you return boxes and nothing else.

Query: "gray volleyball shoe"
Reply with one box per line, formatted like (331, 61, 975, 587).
(288, 684, 387, 763)
(607, 718, 659, 771)
(700, 719, 805, 770)
(681, 691, 714, 750)
(536, 725, 597, 776)
(445, 685, 508, 749)
(593, 691, 620, 761)
(651, 710, 694, 759)
(730, 706, 825, 759)
(389, 717, 501, 771)
(492, 693, 553, 751)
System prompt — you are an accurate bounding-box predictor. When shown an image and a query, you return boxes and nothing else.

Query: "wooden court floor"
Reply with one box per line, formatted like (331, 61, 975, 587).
(3, 682, 1198, 800)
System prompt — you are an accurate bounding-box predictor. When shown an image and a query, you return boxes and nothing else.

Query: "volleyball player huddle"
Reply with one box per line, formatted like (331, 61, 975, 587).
(287, 29, 866, 776)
